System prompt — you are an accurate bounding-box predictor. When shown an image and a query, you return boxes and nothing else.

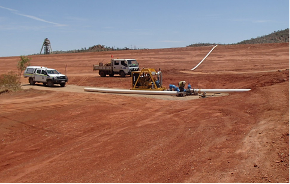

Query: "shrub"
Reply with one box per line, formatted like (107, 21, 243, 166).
(0, 71, 21, 93)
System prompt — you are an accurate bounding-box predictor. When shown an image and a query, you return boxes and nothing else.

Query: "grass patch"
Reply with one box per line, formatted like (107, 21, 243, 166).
(0, 71, 21, 94)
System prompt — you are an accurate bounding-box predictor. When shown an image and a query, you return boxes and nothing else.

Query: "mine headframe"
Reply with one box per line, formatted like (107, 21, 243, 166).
(40, 38, 52, 54)
(131, 68, 166, 91)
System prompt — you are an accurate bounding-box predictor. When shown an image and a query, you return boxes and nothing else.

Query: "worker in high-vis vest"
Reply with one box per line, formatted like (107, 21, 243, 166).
(178, 81, 186, 92)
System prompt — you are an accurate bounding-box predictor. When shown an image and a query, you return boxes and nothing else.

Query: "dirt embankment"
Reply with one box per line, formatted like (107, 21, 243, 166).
(0, 43, 288, 182)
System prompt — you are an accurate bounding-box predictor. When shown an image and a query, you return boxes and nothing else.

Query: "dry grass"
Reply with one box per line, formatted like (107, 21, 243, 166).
(0, 71, 21, 94)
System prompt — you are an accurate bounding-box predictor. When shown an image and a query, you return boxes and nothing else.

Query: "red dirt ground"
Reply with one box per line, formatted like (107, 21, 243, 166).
(0, 43, 288, 182)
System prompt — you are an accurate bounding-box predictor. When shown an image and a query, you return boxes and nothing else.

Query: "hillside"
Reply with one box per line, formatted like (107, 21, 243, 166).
(0, 43, 288, 183)
(187, 28, 289, 47)
(49, 29, 289, 54)
(237, 28, 289, 44)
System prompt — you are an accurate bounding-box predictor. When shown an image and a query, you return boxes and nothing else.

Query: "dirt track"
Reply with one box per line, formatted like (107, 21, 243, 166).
(0, 43, 289, 182)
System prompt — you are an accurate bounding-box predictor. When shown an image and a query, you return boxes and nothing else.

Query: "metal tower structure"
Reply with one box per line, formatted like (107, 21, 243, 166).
(40, 38, 52, 54)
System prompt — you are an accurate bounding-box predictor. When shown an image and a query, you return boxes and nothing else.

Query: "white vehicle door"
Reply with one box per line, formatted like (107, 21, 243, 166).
(113, 60, 122, 72)
(34, 69, 42, 81)
(35, 69, 47, 82)
(121, 60, 129, 73)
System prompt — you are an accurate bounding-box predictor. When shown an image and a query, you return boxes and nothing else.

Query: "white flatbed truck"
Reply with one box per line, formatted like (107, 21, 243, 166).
(93, 59, 139, 77)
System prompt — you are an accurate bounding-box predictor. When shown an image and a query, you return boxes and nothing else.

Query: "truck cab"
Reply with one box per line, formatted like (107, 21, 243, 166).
(111, 59, 139, 76)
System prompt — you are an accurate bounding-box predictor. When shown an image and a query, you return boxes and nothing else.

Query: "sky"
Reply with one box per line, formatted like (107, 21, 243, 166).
(0, 0, 288, 57)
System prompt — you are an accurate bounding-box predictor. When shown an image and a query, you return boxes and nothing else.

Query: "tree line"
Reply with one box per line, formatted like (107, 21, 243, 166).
(187, 28, 289, 47)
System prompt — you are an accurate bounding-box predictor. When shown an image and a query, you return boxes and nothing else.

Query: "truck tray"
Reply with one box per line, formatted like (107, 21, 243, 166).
(93, 65, 112, 71)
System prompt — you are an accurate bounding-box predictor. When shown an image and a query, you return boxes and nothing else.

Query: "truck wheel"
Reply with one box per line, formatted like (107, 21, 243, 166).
(47, 80, 54, 87)
(60, 83, 66, 87)
(29, 77, 35, 85)
(99, 71, 106, 77)
(120, 71, 125, 77)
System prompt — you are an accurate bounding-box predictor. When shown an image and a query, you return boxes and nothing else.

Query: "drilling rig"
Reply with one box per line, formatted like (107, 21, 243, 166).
(40, 38, 52, 54)
(131, 68, 166, 91)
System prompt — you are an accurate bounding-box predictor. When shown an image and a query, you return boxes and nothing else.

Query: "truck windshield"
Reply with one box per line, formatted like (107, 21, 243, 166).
(47, 70, 60, 74)
(127, 60, 138, 67)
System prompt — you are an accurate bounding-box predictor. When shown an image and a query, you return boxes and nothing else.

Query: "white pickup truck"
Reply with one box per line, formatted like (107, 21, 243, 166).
(23, 66, 68, 87)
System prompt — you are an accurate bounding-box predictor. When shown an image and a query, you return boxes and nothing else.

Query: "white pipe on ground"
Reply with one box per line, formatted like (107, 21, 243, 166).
(84, 88, 177, 95)
(192, 89, 251, 93)
(84, 87, 251, 95)
(191, 45, 218, 71)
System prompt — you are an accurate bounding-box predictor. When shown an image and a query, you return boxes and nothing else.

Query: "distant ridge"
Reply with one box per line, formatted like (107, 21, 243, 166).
(237, 28, 289, 44)
(44, 28, 289, 55)
(187, 28, 289, 47)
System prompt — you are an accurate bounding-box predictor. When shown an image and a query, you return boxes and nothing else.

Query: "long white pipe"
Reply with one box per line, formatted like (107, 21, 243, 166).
(191, 45, 218, 71)
(192, 89, 251, 93)
(84, 87, 251, 95)
(84, 88, 177, 95)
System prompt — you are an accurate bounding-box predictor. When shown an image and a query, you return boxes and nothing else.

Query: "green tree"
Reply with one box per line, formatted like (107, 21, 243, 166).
(17, 56, 31, 76)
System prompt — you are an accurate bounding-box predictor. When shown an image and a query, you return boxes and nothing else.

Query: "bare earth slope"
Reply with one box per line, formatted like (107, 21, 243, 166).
(0, 43, 288, 182)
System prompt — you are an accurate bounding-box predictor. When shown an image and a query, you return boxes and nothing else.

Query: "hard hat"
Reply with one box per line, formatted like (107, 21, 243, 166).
(179, 81, 186, 85)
